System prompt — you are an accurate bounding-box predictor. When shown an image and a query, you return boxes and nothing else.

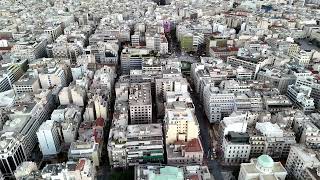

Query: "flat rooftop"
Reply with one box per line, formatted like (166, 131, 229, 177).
(126, 123, 162, 138)
(129, 82, 152, 105)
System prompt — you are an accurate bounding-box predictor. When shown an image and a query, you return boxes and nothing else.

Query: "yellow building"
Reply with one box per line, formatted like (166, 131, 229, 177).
(164, 108, 199, 144)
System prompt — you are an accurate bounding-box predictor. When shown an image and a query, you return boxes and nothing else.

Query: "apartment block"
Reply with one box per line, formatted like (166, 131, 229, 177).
(129, 83, 152, 124)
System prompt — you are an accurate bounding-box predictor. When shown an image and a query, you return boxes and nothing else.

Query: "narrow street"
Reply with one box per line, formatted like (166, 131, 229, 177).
(188, 84, 224, 180)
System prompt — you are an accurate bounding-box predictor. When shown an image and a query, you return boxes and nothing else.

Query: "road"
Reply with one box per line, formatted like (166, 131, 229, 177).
(169, 28, 223, 179)
(188, 87, 224, 180)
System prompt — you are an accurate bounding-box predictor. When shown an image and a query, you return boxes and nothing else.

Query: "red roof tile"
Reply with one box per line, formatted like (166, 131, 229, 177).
(95, 117, 104, 127)
(183, 138, 202, 152)
(173, 140, 185, 145)
(188, 175, 199, 180)
(76, 159, 85, 171)
(0, 46, 12, 51)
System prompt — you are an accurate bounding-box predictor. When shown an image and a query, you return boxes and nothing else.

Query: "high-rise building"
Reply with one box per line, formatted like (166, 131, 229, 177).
(222, 132, 251, 165)
(126, 124, 164, 166)
(38, 67, 67, 89)
(286, 145, 320, 180)
(0, 134, 26, 177)
(255, 122, 296, 160)
(37, 120, 62, 157)
(203, 85, 235, 123)
(0, 61, 28, 92)
(129, 83, 152, 124)
(121, 48, 151, 74)
(13, 71, 40, 94)
(164, 108, 199, 144)
(287, 84, 315, 113)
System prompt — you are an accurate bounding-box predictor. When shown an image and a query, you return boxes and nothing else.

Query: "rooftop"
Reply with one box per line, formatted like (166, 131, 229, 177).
(166, 108, 197, 123)
(257, 155, 274, 168)
(126, 123, 162, 138)
(135, 165, 211, 180)
(241, 155, 287, 175)
(129, 82, 152, 105)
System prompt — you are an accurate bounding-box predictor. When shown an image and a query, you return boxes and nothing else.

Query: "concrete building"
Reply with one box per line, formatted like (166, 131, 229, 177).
(44, 24, 63, 42)
(11, 39, 47, 60)
(146, 34, 156, 51)
(286, 145, 320, 180)
(248, 129, 267, 159)
(92, 94, 108, 122)
(59, 87, 72, 105)
(257, 68, 296, 94)
(13, 71, 40, 94)
(222, 132, 251, 165)
(131, 33, 141, 47)
(292, 73, 320, 109)
(155, 74, 188, 101)
(58, 85, 87, 107)
(166, 138, 203, 165)
(164, 108, 199, 144)
(108, 117, 164, 167)
(306, 167, 320, 180)
(264, 95, 293, 113)
(92, 66, 116, 92)
(68, 140, 101, 167)
(238, 155, 287, 180)
(0, 135, 26, 177)
(121, 48, 151, 74)
(141, 58, 162, 74)
(300, 121, 320, 149)
(0, 71, 13, 93)
(160, 35, 169, 54)
(219, 113, 248, 140)
(203, 85, 235, 123)
(39, 67, 67, 89)
(85, 42, 119, 65)
(209, 47, 239, 60)
(37, 120, 61, 157)
(287, 84, 315, 113)
(292, 50, 313, 66)
(107, 101, 129, 168)
(51, 34, 84, 62)
(0, 62, 27, 92)
(14, 161, 38, 179)
(0, 90, 55, 177)
(236, 66, 253, 80)
(255, 122, 296, 160)
(70, 85, 86, 107)
(51, 106, 82, 144)
(227, 56, 262, 78)
(41, 158, 96, 180)
(191, 64, 234, 103)
(129, 83, 152, 124)
(126, 124, 164, 166)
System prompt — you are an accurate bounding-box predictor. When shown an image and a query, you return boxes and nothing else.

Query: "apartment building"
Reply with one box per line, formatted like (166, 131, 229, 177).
(222, 132, 251, 165)
(164, 108, 199, 144)
(37, 120, 62, 157)
(286, 145, 320, 180)
(126, 124, 164, 166)
(129, 83, 152, 124)
(203, 85, 235, 123)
